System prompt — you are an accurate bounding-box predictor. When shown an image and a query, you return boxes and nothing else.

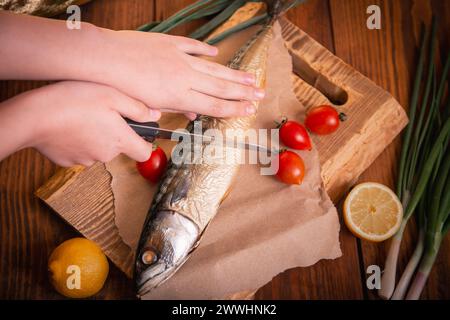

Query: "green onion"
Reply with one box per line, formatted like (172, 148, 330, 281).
(206, 13, 268, 44)
(149, 0, 219, 33)
(391, 204, 425, 299)
(137, 21, 160, 32)
(406, 145, 450, 299)
(136, 0, 234, 33)
(206, 0, 305, 45)
(378, 24, 430, 300)
(379, 18, 450, 300)
(395, 25, 428, 202)
(403, 20, 437, 193)
(189, 0, 247, 39)
(137, 1, 305, 45)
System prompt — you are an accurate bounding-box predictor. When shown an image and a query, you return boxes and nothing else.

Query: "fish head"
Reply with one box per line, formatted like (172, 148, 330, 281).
(134, 210, 199, 297)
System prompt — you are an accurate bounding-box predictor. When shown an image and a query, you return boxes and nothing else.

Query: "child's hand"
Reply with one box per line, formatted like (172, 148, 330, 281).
(0, 81, 159, 166)
(88, 30, 264, 117)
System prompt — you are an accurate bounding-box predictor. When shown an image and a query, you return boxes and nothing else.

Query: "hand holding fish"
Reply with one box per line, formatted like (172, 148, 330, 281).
(98, 30, 265, 117)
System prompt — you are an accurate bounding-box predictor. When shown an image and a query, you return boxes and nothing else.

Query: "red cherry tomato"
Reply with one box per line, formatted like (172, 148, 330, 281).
(279, 119, 312, 150)
(136, 146, 167, 183)
(276, 150, 305, 185)
(305, 105, 345, 135)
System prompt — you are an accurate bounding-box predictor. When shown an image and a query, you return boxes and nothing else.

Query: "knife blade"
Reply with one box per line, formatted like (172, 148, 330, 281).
(125, 119, 279, 154)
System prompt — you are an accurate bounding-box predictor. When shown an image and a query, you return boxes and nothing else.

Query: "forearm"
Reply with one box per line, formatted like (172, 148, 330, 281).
(0, 11, 261, 118)
(0, 11, 110, 82)
(0, 90, 43, 160)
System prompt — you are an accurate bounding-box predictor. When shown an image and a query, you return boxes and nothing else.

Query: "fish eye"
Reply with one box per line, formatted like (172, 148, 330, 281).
(141, 249, 158, 265)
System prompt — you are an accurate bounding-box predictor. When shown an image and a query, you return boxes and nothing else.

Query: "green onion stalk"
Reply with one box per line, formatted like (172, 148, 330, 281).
(379, 19, 450, 300)
(136, 0, 306, 44)
(405, 145, 450, 299)
(389, 21, 437, 300)
(378, 23, 429, 300)
(390, 210, 425, 299)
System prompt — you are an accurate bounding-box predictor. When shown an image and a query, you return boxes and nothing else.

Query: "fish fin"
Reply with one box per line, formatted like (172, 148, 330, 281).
(169, 176, 190, 205)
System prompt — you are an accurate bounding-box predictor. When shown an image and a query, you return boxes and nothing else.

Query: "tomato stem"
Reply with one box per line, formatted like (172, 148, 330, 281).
(339, 112, 347, 122)
(274, 116, 288, 128)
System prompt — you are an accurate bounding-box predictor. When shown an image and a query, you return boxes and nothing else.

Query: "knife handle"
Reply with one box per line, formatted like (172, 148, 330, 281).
(125, 118, 159, 142)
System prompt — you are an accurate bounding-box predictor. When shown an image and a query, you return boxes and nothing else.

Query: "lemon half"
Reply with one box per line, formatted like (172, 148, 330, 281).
(343, 182, 403, 242)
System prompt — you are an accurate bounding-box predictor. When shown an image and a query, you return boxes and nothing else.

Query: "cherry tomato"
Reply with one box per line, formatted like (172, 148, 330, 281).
(279, 119, 312, 150)
(136, 146, 167, 183)
(276, 150, 305, 185)
(305, 105, 346, 135)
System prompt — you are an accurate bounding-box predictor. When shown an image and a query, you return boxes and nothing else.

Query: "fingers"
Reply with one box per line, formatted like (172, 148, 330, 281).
(191, 71, 265, 101)
(184, 112, 197, 121)
(109, 91, 161, 122)
(171, 36, 218, 56)
(120, 126, 153, 162)
(184, 90, 256, 118)
(149, 109, 162, 121)
(188, 56, 255, 86)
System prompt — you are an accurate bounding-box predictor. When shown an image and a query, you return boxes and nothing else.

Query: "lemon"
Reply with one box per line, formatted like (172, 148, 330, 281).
(48, 238, 109, 298)
(343, 182, 403, 242)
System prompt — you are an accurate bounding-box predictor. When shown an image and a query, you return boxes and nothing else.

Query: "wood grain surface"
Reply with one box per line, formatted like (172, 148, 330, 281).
(1, 0, 449, 299)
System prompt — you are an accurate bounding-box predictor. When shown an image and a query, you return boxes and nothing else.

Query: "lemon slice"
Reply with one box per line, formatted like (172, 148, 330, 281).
(343, 182, 403, 242)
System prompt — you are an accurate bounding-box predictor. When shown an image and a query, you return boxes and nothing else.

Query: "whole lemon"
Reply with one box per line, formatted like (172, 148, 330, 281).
(48, 238, 109, 298)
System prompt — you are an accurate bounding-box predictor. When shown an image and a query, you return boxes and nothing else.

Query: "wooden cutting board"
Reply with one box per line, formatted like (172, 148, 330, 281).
(36, 13, 407, 279)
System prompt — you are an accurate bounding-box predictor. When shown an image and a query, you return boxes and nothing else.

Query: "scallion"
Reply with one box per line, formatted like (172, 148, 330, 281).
(137, 1, 305, 45)
(379, 19, 450, 300)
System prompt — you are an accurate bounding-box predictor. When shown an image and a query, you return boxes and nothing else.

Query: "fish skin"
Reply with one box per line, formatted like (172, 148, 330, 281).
(135, 1, 295, 297)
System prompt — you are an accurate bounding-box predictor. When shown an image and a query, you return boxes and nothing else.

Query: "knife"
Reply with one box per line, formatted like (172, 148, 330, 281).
(125, 119, 279, 154)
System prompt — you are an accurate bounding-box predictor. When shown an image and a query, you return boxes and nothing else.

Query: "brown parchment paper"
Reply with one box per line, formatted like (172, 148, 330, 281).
(106, 22, 341, 299)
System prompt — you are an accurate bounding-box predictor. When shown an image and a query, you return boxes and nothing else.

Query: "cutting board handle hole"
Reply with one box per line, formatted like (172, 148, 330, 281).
(291, 55, 348, 106)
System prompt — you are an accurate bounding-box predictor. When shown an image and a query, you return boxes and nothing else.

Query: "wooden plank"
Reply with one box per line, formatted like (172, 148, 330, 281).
(37, 0, 408, 299)
(37, 163, 136, 276)
(256, 0, 364, 299)
(280, 17, 407, 201)
(5, 0, 447, 300)
(330, 0, 450, 299)
(431, 0, 450, 55)
(330, 0, 415, 300)
(80, 0, 154, 30)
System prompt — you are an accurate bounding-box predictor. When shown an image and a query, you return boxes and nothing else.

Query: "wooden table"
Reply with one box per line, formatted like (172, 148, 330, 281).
(0, 0, 449, 299)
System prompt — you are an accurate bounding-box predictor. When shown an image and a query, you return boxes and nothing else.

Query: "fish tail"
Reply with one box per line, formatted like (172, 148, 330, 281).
(266, 0, 303, 22)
